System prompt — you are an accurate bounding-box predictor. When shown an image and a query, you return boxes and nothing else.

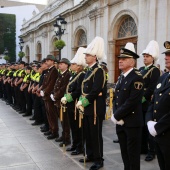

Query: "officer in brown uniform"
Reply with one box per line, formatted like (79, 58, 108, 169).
(40, 55, 59, 140)
(50, 58, 71, 147)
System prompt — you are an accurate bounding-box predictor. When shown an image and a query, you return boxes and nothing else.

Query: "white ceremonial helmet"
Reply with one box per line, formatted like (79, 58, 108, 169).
(71, 47, 87, 67)
(142, 40, 159, 61)
(84, 36, 105, 60)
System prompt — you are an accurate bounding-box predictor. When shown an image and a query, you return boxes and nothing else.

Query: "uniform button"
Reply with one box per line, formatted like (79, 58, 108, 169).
(132, 112, 134, 114)
(117, 96, 118, 98)
(154, 110, 157, 113)
(154, 119, 156, 121)
(159, 93, 162, 96)
(117, 90, 119, 92)
(116, 103, 118, 105)
(156, 101, 158, 104)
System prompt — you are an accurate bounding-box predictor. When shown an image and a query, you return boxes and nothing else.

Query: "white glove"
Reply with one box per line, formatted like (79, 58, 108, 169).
(147, 121, 157, 137)
(111, 114, 117, 124)
(111, 114, 124, 126)
(50, 94, 55, 101)
(40, 90, 44, 97)
(76, 101, 82, 108)
(61, 97, 67, 104)
(117, 119, 124, 126)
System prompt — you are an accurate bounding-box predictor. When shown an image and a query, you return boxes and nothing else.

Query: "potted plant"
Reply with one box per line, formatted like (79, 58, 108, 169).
(18, 51, 25, 59)
(3, 55, 10, 62)
(54, 40, 66, 50)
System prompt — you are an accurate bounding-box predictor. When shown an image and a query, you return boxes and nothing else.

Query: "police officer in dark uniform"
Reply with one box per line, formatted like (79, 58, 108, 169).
(112, 42, 144, 170)
(139, 40, 160, 161)
(76, 37, 107, 170)
(146, 41, 170, 170)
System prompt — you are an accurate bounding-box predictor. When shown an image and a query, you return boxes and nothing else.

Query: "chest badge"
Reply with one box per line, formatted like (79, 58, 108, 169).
(156, 83, 161, 89)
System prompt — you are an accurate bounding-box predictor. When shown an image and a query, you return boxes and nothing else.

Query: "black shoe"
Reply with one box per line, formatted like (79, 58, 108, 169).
(47, 134, 59, 140)
(59, 141, 71, 147)
(113, 139, 119, 143)
(40, 124, 46, 130)
(89, 162, 104, 170)
(41, 128, 49, 132)
(29, 117, 35, 121)
(32, 121, 42, 126)
(66, 146, 76, 152)
(55, 136, 63, 142)
(145, 153, 155, 161)
(19, 110, 26, 114)
(71, 150, 83, 155)
(79, 157, 94, 163)
(22, 114, 31, 117)
(44, 131, 52, 136)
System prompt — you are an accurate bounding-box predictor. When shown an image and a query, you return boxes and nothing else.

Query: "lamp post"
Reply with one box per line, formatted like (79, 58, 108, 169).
(19, 38, 24, 52)
(53, 15, 67, 60)
(4, 47, 9, 63)
(19, 38, 24, 61)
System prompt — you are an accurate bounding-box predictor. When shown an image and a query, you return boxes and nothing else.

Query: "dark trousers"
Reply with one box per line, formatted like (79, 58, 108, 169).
(14, 86, 19, 107)
(84, 115, 103, 162)
(44, 99, 58, 135)
(41, 99, 49, 129)
(116, 126, 142, 170)
(67, 102, 82, 149)
(6, 82, 12, 104)
(24, 88, 32, 114)
(2, 83, 7, 100)
(34, 95, 43, 123)
(18, 85, 26, 111)
(155, 142, 170, 170)
(56, 106, 70, 141)
(141, 109, 155, 154)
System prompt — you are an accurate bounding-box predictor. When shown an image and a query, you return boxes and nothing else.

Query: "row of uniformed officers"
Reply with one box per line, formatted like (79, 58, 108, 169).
(0, 37, 107, 170)
(1, 36, 170, 170)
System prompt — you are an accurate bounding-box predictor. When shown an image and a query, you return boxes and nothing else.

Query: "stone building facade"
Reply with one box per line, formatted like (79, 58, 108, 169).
(20, 0, 170, 83)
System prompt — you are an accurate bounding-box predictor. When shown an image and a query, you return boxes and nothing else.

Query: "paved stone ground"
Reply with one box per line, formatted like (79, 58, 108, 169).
(0, 99, 159, 170)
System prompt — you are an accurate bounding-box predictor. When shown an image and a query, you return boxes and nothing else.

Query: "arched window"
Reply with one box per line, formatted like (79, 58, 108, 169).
(78, 31, 87, 47)
(118, 16, 137, 38)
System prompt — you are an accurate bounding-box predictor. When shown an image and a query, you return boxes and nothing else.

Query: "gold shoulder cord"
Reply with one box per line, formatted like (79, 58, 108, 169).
(143, 67, 155, 79)
(66, 72, 83, 93)
(81, 67, 106, 125)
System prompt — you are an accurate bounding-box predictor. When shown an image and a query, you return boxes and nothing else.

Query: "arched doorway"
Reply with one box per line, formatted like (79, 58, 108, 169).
(74, 28, 87, 56)
(25, 45, 30, 63)
(115, 16, 138, 82)
(36, 42, 42, 61)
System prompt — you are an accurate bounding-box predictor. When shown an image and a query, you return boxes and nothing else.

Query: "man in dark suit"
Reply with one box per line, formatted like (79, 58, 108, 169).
(139, 40, 160, 161)
(112, 42, 144, 170)
(40, 55, 59, 140)
(146, 41, 170, 170)
(76, 36, 107, 170)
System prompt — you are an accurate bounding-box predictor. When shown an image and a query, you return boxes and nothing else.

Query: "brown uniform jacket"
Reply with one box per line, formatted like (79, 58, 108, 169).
(42, 66, 58, 101)
(53, 69, 70, 107)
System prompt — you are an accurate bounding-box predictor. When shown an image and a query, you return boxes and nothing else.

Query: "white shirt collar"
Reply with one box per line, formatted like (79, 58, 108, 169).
(123, 68, 133, 77)
(61, 69, 67, 74)
(89, 62, 97, 68)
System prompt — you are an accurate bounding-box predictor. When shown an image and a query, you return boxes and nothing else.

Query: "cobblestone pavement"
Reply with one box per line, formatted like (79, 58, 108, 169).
(0, 100, 159, 170)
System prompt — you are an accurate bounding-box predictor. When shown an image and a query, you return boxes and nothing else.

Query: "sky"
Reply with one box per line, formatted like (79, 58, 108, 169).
(5, 0, 48, 5)
(0, 5, 39, 62)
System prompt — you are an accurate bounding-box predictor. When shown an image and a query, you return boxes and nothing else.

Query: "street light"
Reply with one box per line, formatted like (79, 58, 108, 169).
(53, 15, 67, 60)
(19, 38, 24, 52)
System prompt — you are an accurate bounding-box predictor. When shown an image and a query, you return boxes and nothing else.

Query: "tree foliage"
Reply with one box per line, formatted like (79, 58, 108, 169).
(0, 14, 16, 62)
(18, 51, 25, 58)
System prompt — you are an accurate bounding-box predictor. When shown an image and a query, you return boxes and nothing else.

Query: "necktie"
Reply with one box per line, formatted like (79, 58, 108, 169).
(119, 74, 124, 84)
